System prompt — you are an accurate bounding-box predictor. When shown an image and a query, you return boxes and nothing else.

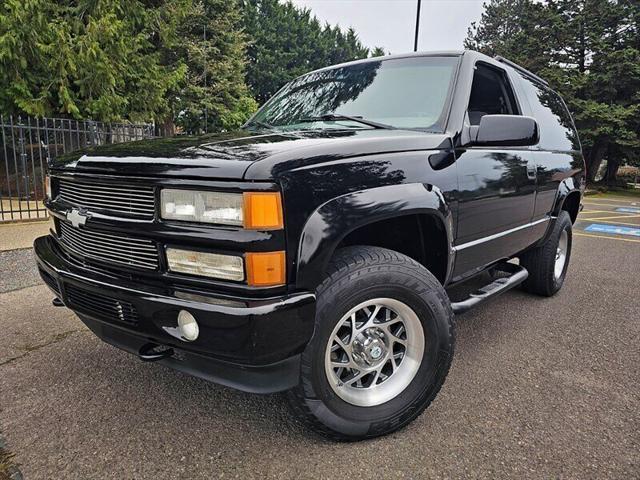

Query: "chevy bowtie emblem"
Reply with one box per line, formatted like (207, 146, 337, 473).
(66, 208, 90, 228)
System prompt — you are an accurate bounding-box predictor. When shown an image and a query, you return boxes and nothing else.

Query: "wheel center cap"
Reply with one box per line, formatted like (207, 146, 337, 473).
(352, 328, 388, 368)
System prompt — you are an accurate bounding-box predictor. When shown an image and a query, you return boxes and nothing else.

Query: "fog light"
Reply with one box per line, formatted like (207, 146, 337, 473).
(177, 310, 199, 342)
(166, 248, 244, 281)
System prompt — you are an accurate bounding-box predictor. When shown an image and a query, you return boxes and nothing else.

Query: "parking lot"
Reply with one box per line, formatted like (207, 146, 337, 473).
(1, 193, 638, 479)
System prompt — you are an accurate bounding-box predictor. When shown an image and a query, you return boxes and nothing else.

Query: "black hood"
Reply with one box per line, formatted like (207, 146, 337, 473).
(51, 129, 451, 181)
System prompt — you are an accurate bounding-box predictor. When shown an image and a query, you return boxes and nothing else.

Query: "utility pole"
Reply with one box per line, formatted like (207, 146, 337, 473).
(414, 0, 422, 52)
(203, 23, 208, 134)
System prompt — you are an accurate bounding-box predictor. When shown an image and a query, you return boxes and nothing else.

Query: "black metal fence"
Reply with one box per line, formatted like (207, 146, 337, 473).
(0, 115, 155, 222)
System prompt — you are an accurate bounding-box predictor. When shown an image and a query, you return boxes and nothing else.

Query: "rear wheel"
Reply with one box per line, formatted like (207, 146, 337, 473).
(287, 246, 455, 441)
(520, 211, 573, 296)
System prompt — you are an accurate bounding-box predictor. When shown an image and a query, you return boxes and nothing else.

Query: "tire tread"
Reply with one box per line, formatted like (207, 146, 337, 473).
(520, 211, 572, 296)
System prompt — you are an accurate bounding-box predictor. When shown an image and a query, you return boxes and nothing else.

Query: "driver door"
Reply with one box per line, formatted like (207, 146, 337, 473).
(452, 62, 537, 278)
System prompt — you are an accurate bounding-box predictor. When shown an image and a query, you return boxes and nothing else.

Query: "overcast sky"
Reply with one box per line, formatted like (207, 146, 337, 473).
(288, 0, 486, 55)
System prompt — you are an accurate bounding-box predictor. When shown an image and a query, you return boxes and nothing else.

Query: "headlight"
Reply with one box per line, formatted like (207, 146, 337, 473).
(45, 175, 51, 200)
(161, 189, 283, 229)
(166, 248, 245, 281)
(161, 189, 243, 226)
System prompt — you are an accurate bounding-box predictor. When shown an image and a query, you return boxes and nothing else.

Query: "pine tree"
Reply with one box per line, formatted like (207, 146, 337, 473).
(169, 0, 257, 133)
(241, 0, 372, 104)
(0, 0, 383, 135)
(0, 0, 189, 121)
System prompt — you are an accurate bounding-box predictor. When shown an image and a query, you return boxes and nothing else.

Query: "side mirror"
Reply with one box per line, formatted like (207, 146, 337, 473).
(471, 115, 539, 147)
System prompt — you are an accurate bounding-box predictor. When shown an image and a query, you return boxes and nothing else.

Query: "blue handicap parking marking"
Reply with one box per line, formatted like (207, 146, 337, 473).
(585, 224, 640, 237)
(615, 207, 640, 213)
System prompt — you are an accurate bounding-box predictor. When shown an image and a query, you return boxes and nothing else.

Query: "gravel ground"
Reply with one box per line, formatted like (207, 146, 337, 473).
(0, 202, 638, 479)
(0, 249, 40, 294)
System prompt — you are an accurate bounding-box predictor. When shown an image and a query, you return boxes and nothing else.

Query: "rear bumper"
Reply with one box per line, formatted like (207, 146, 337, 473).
(34, 235, 316, 393)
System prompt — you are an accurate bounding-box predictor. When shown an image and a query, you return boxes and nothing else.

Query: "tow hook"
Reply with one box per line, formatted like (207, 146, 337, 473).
(52, 297, 64, 307)
(138, 343, 174, 362)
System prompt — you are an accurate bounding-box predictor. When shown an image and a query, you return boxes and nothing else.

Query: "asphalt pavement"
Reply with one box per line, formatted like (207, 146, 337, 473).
(1, 194, 638, 479)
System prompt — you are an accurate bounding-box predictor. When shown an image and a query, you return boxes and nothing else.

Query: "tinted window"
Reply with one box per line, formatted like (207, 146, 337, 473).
(517, 75, 579, 151)
(467, 63, 519, 125)
(250, 56, 459, 131)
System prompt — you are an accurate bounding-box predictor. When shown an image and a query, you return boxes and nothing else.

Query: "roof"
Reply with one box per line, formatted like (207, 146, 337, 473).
(305, 50, 464, 76)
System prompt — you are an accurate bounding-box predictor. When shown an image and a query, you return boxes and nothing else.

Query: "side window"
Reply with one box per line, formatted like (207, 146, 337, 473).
(517, 75, 579, 151)
(467, 63, 519, 125)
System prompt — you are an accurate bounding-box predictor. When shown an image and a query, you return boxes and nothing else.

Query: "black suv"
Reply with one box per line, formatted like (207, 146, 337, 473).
(35, 50, 584, 440)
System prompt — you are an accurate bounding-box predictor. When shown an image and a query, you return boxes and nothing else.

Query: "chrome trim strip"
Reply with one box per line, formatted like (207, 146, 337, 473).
(60, 191, 154, 205)
(58, 179, 155, 219)
(453, 217, 549, 251)
(58, 222, 159, 270)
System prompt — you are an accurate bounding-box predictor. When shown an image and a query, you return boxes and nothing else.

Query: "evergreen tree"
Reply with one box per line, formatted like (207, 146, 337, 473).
(169, 0, 257, 133)
(0, 0, 189, 121)
(0, 0, 255, 131)
(241, 0, 372, 104)
(465, 0, 640, 183)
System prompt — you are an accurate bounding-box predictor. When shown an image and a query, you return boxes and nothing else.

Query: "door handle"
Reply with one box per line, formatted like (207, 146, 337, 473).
(526, 163, 537, 180)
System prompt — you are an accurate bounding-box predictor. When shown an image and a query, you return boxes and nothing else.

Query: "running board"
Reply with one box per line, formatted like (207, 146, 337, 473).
(450, 263, 528, 315)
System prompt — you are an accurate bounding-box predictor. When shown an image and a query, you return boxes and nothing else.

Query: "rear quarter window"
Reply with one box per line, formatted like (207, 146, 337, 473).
(517, 75, 580, 152)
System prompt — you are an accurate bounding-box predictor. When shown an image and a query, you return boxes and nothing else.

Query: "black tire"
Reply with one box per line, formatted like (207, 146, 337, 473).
(286, 246, 455, 441)
(519, 211, 573, 296)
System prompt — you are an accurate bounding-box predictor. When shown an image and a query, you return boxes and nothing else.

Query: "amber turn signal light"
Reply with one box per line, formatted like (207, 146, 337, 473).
(246, 251, 286, 286)
(243, 192, 284, 230)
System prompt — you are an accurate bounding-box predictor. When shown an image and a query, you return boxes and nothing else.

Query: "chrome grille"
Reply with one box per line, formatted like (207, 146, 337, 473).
(58, 222, 159, 270)
(58, 179, 155, 219)
(66, 285, 139, 325)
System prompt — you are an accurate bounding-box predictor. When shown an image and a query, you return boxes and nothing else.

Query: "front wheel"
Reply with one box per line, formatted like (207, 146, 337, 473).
(287, 246, 455, 441)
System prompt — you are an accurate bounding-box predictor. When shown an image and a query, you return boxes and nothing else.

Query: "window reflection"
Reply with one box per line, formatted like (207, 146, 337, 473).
(517, 76, 580, 151)
(250, 56, 459, 131)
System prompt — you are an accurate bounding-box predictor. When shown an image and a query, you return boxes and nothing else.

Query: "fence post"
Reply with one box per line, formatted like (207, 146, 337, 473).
(17, 116, 30, 200)
(88, 120, 97, 147)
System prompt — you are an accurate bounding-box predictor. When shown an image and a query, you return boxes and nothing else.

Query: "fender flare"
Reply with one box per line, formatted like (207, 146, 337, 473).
(552, 177, 581, 218)
(295, 183, 455, 291)
(535, 177, 582, 247)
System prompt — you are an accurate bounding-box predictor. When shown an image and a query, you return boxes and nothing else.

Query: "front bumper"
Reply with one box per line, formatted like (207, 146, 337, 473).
(34, 235, 316, 393)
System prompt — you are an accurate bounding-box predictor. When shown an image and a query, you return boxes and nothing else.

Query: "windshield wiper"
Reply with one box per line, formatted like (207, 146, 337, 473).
(244, 120, 279, 132)
(299, 114, 396, 130)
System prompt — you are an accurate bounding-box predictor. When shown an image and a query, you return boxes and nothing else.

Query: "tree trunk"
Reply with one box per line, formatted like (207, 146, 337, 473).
(585, 140, 608, 182)
(156, 117, 176, 137)
(603, 158, 621, 185)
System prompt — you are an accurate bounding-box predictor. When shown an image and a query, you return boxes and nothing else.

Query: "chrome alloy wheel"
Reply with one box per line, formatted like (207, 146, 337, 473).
(554, 229, 568, 280)
(324, 298, 425, 407)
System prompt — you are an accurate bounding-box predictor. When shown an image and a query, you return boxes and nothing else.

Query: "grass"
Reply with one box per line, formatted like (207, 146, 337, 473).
(589, 189, 640, 199)
(585, 186, 640, 198)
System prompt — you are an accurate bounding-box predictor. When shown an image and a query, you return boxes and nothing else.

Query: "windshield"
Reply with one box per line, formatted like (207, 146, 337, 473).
(248, 56, 459, 132)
